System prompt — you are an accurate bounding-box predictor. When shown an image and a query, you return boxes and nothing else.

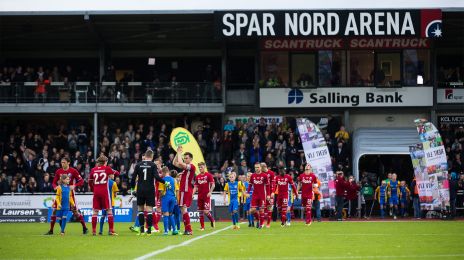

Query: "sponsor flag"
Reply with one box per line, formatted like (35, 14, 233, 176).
(170, 127, 207, 174)
(411, 119, 450, 210)
(297, 118, 335, 209)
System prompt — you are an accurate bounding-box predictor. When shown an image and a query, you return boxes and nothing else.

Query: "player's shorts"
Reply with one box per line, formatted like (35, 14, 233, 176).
(302, 197, 313, 208)
(161, 196, 177, 213)
(93, 194, 111, 210)
(276, 196, 289, 210)
(178, 191, 193, 208)
(197, 196, 211, 211)
(228, 200, 239, 213)
(379, 197, 386, 206)
(243, 202, 251, 211)
(389, 196, 399, 205)
(56, 209, 69, 218)
(251, 196, 265, 208)
(400, 198, 407, 205)
(137, 189, 155, 207)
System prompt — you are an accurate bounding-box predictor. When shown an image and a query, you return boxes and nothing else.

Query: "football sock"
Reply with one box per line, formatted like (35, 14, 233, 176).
(91, 215, 97, 233)
(199, 212, 205, 229)
(108, 214, 114, 233)
(146, 213, 153, 233)
(50, 215, 56, 232)
(138, 212, 145, 233)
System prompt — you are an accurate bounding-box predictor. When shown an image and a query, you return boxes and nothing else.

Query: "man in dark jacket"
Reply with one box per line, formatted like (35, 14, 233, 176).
(410, 177, 421, 219)
(335, 171, 347, 221)
(449, 172, 460, 218)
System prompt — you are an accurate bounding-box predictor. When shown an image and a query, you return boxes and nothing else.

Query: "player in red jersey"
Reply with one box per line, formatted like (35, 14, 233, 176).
(89, 155, 119, 235)
(297, 164, 318, 226)
(260, 163, 275, 228)
(246, 162, 268, 229)
(273, 167, 297, 227)
(193, 162, 216, 231)
(173, 145, 196, 235)
(45, 157, 88, 235)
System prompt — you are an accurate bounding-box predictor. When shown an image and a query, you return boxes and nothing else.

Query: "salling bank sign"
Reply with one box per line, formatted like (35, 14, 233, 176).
(214, 10, 442, 38)
(259, 87, 433, 108)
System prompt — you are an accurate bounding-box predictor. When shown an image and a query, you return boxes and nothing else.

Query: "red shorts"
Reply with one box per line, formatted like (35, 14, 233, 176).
(302, 197, 313, 208)
(251, 196, 266, 209)
(93, 190, 111, 210)
(52, 192, 78, 211)
(197, 196, 211, 211)
(179, 191, 193, 208)
(276, 196, 289, 210)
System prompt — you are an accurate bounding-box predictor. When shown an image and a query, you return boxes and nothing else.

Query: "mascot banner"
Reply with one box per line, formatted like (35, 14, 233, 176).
(297, 118, 335, 209)
(411, 119, 450, 210)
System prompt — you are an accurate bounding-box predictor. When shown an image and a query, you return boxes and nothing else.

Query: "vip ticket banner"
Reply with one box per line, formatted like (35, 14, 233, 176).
(297, 118, 335, 209)
(413, 119, 450, 210)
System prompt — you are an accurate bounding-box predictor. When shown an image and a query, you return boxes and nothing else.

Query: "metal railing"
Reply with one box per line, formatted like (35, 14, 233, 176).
(0, 81, 223, 104)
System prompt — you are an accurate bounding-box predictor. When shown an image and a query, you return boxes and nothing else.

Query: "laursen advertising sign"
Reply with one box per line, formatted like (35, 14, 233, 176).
(215, 10, 442, 38)
(260, 87, 433, 108)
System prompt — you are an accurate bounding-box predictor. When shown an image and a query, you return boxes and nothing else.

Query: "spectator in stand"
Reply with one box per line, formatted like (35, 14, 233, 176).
(335, 171, 346, 221)
(237, 160, 249, 176)
(10, 180, 18, 193)
(0, 173, 10, 194)
(207, 131, 221, 170)
(249, 141, 262, 167)
(234, 143, 248, 165)
(28, 176, 38, 193)
(335, 125, 350, 143)
(39, 173, 53, 192)
(222, 130, 233, 161)
(346, 175, 361, 218)
(333, 141, 349, 166)
(17, 176, 29, 193)
(224, 120, 235, 132)
(286, 140, 299, 166)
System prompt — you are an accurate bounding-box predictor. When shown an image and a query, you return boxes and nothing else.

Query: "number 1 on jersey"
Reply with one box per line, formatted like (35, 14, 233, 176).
(143, 168, 147, 181)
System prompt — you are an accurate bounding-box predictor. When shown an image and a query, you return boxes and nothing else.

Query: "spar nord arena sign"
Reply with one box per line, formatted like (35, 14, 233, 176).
(215, 9, 441, 38)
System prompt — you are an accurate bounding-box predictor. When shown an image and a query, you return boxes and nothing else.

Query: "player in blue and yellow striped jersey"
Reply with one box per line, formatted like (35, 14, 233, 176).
(55, 174, 75, 235)
(374, 180, 388, 218)
(224, 172, 245, 229)
(158, 167, 179, 236)
(399, 181, 411, 217)
(242, 172, 254, 227)
(388, 173, 400, 219)
(99, 172, 119, 235)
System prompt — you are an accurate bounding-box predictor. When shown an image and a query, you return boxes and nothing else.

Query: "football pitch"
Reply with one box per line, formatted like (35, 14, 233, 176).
(1, 221, 464, 259)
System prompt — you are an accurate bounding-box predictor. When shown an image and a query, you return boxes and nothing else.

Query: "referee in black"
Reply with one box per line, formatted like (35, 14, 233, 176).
(132, 149, 165, 235)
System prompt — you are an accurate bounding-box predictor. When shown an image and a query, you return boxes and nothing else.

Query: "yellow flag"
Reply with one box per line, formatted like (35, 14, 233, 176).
(170, 127, 207, 174)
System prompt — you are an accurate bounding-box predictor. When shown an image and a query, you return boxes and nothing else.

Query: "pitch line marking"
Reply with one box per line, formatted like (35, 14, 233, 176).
(235, 255, 464, 260)
(134, 223, 240, 260)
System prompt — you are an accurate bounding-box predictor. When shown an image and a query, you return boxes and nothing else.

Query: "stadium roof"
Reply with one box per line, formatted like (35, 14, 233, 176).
(1, 0, 464, 15)
(352, 128, 419, 180)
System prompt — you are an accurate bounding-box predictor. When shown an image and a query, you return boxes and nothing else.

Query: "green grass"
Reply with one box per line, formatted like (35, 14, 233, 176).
(1, 221, 464, 259)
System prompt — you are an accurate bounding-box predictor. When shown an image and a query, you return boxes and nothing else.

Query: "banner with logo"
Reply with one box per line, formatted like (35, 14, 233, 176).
(438, 116, 464, 127)
(215, 10, 442, 38)
(228, 116, 284, 125)
(437, 89, 464, 103)
(170, 127, 207, 174)
(260, 87, 433, 108)
(296, 118, 335, 209)
(412, 119, 450, 210)
(0, 194, 134, 222)
(0, 208, 48, 223)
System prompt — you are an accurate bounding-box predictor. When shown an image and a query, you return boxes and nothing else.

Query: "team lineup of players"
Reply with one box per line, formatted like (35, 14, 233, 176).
(374, 173, 411, 220)
(45, 146, 325, 236)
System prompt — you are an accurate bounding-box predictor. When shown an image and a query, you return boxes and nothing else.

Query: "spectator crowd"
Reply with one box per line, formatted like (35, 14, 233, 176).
(2, 115, 463, 218)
